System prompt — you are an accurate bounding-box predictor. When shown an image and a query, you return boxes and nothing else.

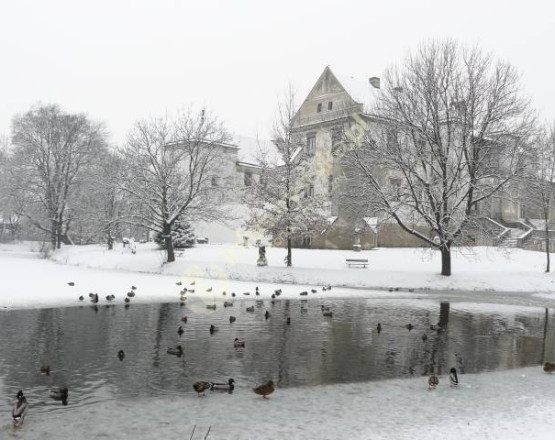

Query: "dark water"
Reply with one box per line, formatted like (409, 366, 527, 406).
(1, 297, 554, 415)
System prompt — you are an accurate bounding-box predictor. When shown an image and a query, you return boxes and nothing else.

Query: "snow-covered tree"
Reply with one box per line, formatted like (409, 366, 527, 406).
(120, 109, 231, 262)
(245, 86, 328, 266)
(155, 218, 195, 249)
(344, 41, 535, 276)
(10, 104, 107, 248)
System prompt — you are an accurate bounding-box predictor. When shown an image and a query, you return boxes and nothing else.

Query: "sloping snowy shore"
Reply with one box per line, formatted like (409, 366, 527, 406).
(2, 367, 554, 440)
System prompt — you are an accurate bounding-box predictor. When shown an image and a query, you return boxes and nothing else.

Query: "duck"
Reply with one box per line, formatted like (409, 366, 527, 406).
(188, 289, 195, 293)
(299, 291, 308, 296)
(543, 362, 555, 373)
(406, 323, 413, 331)
(311, 289, 317, 293)
(428, 375, 439, 390)
(12, 390, 28, 427)
(322, 310, 333, 318)
(300, 306, 308, 314)
(229, 316, 236, 323)
(40, 365, 50, 375)
(253, 380, 275, 398)
(167, 345, 184, 356)
(176, 281, 182, 286)
(421, 333, 428, 341)
(106, 295, 115, 301)
(131, 286, 137, 290)
(222, 291, 227, 296)
(271, 294, 276, 299)
(193, 381, 212, 396)
(377, 323, 382, 334)
(90, 293, 99, 304)
(124, 297, 130, 303)
(449, 368, 459, 387)
(231, 292, 236, 297)
(67, 282, 75, 286)
(211, 378, 235, 393)
(127, 291, 135, 297)
(181, 316, 188, 323)
(206, 287, 212, 292)
(224, 300, 233, 307)
(177, 326, 184, 336)
(49, 387, 69, 405)
(286, 317, 291, 325)
(117, 350, 125, 361)
(243, 292, 250, 296)
(265, 310, 270, 319)
(246, 306, 255, 312)
(209, 325, 218, 334)
(206, 304, 217, 310)
(78, 296, 84, 301)
(233, 338, 245, 347)
(190, 281, 196, 286)
(274, 289, 281, 296)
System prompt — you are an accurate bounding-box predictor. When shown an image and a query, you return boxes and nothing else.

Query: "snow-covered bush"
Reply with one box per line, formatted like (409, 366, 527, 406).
(155, 220, 196, 249)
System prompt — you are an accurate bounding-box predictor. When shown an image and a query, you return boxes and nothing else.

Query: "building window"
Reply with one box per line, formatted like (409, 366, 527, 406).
(307, 134, 316, 155)
(244, 172, 253, 187)
(317, 103, 322, 113)
(328, 101, 333, 111)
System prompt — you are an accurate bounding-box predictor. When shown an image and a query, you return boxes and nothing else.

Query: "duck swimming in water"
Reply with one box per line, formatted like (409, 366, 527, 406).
(233, 338, 245, 347)
(50, 387, 69, 405)
(40, 365, 51, 375)
(253, 380, 275, 399)
(12, 390, 28, 427)
(211, 378, 235, 393)
(117, 350, 125, 361)
(167, 345, 184, 357)
(193, 381, 212, 396)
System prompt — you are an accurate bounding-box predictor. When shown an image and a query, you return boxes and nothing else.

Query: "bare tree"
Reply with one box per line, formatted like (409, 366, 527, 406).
(10, 104, 107, 248)
(344, 40, 535, 275)
(245, 86, 328, 266)
(120, 109, 232, 262)
(524, 124, 555, 272)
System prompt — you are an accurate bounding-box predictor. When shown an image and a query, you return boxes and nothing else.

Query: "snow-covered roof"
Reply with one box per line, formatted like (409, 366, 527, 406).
(233, 135, 281, 166)
(333, 69, 380, 111)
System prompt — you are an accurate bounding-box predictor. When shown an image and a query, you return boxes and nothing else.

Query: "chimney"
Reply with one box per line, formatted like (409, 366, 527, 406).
(369, 77, 380, 89)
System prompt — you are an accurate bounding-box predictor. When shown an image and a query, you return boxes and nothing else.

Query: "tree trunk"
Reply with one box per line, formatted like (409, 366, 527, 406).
(51, 220, 57, 248)
(440, 243, 451, 276)
(545, 222, 550, 273)
(164, 223, 175, 263)
(287, 238, 292, 267)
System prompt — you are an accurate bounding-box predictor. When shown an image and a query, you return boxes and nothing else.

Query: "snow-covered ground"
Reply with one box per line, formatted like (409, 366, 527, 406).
(2, 367, 554, 440)
(2, 242, 555, 439)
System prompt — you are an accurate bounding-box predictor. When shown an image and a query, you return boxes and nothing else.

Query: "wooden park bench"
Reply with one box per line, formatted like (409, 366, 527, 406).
(346, 258, 369, 268)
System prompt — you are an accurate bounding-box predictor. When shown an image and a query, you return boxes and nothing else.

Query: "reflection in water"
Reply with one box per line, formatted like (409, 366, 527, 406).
(0, 298, 553, 415)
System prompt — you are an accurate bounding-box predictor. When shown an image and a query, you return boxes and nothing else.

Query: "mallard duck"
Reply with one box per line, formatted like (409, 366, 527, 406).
(229, 316, 236, 323)
(190, 281, 196, 286)
(78, 296, 84, 301)
(211, 378, 235, 393)
(322, 310, 332, 318)
(206, 304, 216, 310)
(124, 297, 130, 303)
(253, 380, 275, 398)
(206, 287, 212, 292)
(131, 286, 137, 290)
(422, 333, 428, 341)
(177, 326, 184, 336)
(90, 293, 99, 304)
(377, 323, 382, 334)
(40, 365, 50, 375)
(50, 387, 69, 405)
(181, 316, 188, 323)
(12, 390, 28, 427)
(406, 323, 413, 331)
(428, 375, 439, 390)
(543, 362, 555, 373)
(299, 291, 308, 296)
(127, 291, 135, 297)
(449, 368, 459, 387)
(67, 282, 75, 286)
(231, 292, 236, 297)
(193, 381, 212, 396)
(167, 345, 184, 356)
(222, 291, 227, 296)
(233, 338, 245, 348)
(265, 310, 270, 319)
(176, 281, 182, 286)
(311, 289, 317, 293)
(188, 289, 195, 293)
(271, 293, 276, 299)
(209, 325, 218, 334)
(117, 350, 125, 361)
(224, 300, 233, 307)
(274, 289, 281, 296)
(243, 292, 250, 296)
(286, 317, 291, 325)
(246, 306, 255, 312)
(106, 295, 115, 301)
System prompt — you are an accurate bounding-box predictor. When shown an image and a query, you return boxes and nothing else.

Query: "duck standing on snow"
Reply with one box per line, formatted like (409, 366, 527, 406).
(211, 378, 235, 393)
(193, 381, 212, 396)
(12, 390, 28, 427)
(428, 375, 439, 390)
(50, 387, 69, 405)
(543, 362, 555, 373)
(253, 380, 275, 399)
(449, 368, 459, 387)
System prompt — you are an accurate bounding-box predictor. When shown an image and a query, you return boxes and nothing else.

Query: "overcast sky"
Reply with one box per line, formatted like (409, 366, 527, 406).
(1, 0, 554, 145)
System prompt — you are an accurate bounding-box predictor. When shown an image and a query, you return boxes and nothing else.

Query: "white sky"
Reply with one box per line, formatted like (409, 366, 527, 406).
(1, 0, 554, 146)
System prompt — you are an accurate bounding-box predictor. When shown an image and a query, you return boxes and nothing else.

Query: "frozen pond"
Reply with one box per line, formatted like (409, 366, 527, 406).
(1, 297, 554, 418)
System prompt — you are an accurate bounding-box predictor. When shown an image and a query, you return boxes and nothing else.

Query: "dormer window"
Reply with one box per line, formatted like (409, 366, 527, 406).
(328, 101, 333, 110)
(317, 103, 322, 113)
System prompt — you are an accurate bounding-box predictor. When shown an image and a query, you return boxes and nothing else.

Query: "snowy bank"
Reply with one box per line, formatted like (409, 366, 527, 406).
(2, 366, 554, 440)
